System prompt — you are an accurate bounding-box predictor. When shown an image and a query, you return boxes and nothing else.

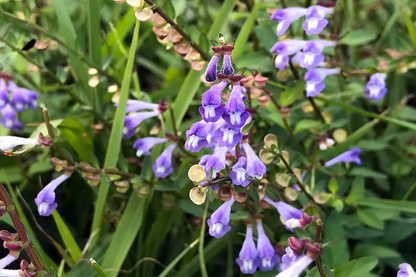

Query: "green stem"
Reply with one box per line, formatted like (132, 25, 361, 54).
(199, 201, 209, 277)
(169, 107, 178, 136)
(402, 182, 416, 200)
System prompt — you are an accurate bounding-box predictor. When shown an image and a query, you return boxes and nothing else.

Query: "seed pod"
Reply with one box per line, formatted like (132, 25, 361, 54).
(259, 149, 274, 165)
(115, 181, 130, 193)
(51, 157, 68, 172)
(217, 185, 233, 201)
(188, 165, 207, 183)
(264, 134, 278, 149)
(276, 173, 291, 187)
(87, 174, 102, 187)
(189, 187, 207, 205)
(232, 189, 248, 203)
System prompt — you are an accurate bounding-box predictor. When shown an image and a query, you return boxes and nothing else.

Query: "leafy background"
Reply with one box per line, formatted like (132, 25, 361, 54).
(0, 0, 416, 276)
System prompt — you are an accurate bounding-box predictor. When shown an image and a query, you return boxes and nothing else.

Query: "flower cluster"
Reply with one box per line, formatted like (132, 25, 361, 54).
(0, 74, 39, 131)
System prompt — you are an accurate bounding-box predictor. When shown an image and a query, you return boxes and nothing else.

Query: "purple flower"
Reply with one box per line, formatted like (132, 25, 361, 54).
(270, 7, 308, 37)
(229, 157, 250, 187)
(274, 54, 290, 71)
(152, 144, 176, 178)
(303, 6, 333, 35)
(35, 174, 70, 216)
(199, 81, 228, 122)
(185, 121, 212, 152)
(0, 79, 9, 109)
(263, 196, 303, 231)
(207, 197, 235, 238)
(0, 254, 17, 270)
(256, 222, 279, 271)
(199, 146, 228, 179)
(1, 104, 22, 131)
(133, 137, 168, 157)
(398, 263, 416, 277)
(123, 100, 159, 113)
(8, 81, 38, 111)
(236, 225, 261, 274)
(325, 148, 361, 167)
(280, 247, 304, 271)
(221, 45, 235, 76)
(298, 40, 335, 70)
(304, 68, 339, 97)
(215, 124, 242, 148)
(242, 143, 266, 179)
(19, 87, 38, 110)
(123, 111, 160, 139)
(206, 119, 226, 146)
(0, 136, 40, 151)
(364, 73, 387, 100)
(271, 40, 307, 56)
(277, 255, 313, 277)
(222, 84, 249, 128)
(205, 46, 223, 82)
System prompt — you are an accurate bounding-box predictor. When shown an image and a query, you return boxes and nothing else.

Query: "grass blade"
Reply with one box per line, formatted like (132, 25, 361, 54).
(356, 198, 416, 213)
(401, 7, 416, 49)
(199, 202, 209, 277)
(157, 239, 200, 277)
(233, 0, 261, 59)
(101, 193, 150, 277)
(52, 210, 82, 262)
(90, 258, 108, 277)
(88, 0, 102, 67)
(91, 20, 141, 246)
(316, 97, 416, 132)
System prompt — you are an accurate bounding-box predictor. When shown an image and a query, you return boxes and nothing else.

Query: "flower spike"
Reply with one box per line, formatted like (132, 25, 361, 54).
(222, 76, 249, 128)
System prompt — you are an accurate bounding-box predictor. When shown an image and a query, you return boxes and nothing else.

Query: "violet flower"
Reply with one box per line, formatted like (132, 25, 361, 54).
(207, 197, 235, 238)
(222, 84, 249, 128)
(398, 263, 416, 277)
(0, 79, 9, 109)
(215, 124, 242, 148)
(199, 146, 228, 179)
(123, 111, 160, 139)
(280, 247, 304, 271)
(271, 40, 307, 56)
(1, 104, 22, 131)
(364, 73, 387, 100)
(133, 137, 168, 157)
(221, 45, 235, 76)
(206, 118, 226, 146)
(205, 46, 223, 82)
(276, 255, 313, 277)
(199, 81, 228, 122)
(304, 68, 339, 97)
(257, 221, 279, 271)
(0, 136, 40, 151)
(185, 121, 212, 152)
(325, 148, 361, 167)
(270, 7, 308, 37)
(236, 225, 260, 274)
(35, 174, 71, 216)
(7, 81, 38, 111)
(242, 143, 266, 180)
(263, 196, 303, 231)
(298, 40, 335, 70)
(152, 144, 176, 178)
(124, 100, 159, 113)
(303, 6, 333, 35)
(229, 156, 250, 187)
(0, 254, 18, 270)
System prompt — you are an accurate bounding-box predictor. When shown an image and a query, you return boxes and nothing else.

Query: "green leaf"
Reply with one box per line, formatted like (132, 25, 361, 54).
(339, 30, 378, 46)
(88, 0, 102, 67)
(280, 80, 306, 106)
(357, 209, 384, 230)
(101, 193, 150, 277)
(90, 259, 108, 277)
(233, 0, 261, 59)
(294, 119, 322, 133)
(165, 0, 176, 19)
(346, 177, 365, 204)
(234, 52, 274, 73)
(350, 167, 387, 180)
(401, 7, 416, 48)
(0, 167, 23, 183)
(332, 257, 378, 277)
(328, 178, 338, 194)
(332, 198, 344, 212)
(353, 244, 401, 259)
(356, 198, 416, 213)
(323, 265, 336, 277)
(59, 118, 94, 163)
(242, 120, 255, 134)
(91, 21, 141, 247)
(52, 210, 82, 262)
(322, 212, 349, 268)
(295, 228, 311, 239)
(158, 239, 199, 277)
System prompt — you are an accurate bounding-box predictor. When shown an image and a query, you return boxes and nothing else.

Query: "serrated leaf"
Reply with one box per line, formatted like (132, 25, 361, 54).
(280, 80, 306, 106)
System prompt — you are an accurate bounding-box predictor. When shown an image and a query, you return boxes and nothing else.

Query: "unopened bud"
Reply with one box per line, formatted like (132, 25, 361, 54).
(87, 174, 102, 187)
(158, 100, 167, 113)
(279, 107, 292, 119)
(217, 185, 233, 201)
(318, 33, 327, 39)
(51, 157, 68, 172)
(299, 213, 314, 227)
(249, 86, 262, 99)
(324, 1, 336, 7)
(115, 181, 129, 193)
(305, 242, 323, 258)
(275, 244, 286, 257)
(0, 230, 18, 242)
(257, 95, 270, 107)
(288, 237, 306, 256)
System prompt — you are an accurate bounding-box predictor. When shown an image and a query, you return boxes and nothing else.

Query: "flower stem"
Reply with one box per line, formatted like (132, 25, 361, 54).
(0, 185, 49, 276)
(143, 0, 210, 61)
(314, 222, 327, 277)
(199, 201, 209, 277)
(169, 107, 178, 136)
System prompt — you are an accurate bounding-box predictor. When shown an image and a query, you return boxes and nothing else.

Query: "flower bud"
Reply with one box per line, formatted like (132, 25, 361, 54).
(188, 165, 207, 183)
(299, 212, 314, 227)
(249, 86, 262, 99)
(4, 241, 22, 251)
(114, 181, 130, 193)
(0, 230, 18, 242)
(217, 185, 233, 201)
(279, 107, 292, 119)
(257, 95, 270, 107)
(37, 133, 53, 149)
(288, 237, 306, 256)
(305, 242, 323, 258)
(51, 157, 68, 172)
(174, 44, 190, 57)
